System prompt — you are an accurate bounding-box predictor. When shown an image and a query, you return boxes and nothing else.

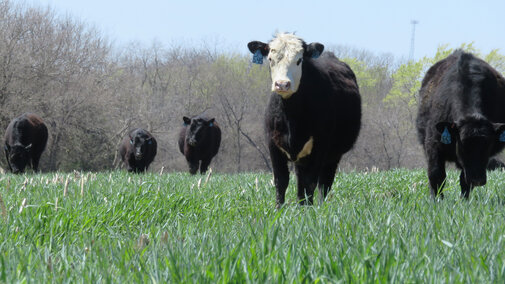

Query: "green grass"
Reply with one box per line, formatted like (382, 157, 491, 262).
(1, 169, 505, 282)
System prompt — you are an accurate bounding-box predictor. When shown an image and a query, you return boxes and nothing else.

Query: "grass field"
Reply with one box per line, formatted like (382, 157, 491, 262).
(1, 169, 505, 282)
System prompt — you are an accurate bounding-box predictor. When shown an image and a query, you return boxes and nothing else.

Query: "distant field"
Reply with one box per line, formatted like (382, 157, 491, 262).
(1, 169, 505, 282)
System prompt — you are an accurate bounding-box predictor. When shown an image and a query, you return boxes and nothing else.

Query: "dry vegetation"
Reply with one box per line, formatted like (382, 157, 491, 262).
(1, 1, 504, 173)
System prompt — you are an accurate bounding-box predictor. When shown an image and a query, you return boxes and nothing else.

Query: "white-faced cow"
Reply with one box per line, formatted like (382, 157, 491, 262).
(119, 128, 157, 173)
(416, 50, 505, 199)
(4, 113, 48, 173)
(178, 115, 221, 175)
(248, 33, 362, 207)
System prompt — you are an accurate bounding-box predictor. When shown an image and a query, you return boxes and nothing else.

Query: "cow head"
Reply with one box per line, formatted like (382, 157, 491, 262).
(436, 116, 505, 186)
(129, 133, 154, 161)
(248, 33, 324, 99)
(5, 143, 32, 174)
(183, 116, 215, 147)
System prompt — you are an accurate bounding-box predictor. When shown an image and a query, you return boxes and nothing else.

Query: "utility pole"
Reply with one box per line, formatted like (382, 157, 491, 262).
(409, 20, 419, 61)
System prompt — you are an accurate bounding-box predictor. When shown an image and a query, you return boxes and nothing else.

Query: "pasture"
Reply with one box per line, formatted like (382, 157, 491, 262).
(1, 169, 505, 282)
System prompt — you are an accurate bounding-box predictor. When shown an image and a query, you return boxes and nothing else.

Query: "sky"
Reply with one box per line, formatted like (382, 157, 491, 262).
(25, 0, 505, 60)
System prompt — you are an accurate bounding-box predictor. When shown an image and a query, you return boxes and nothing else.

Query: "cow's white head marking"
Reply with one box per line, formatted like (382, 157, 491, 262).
(248, 33, 324, 99)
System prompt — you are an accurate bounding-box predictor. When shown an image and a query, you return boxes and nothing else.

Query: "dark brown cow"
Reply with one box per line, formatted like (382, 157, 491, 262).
(119, 128, 157, 173)
(178, 115, 221, 174)
(4, 113, 48, 173)
(416, 50, 505, 199)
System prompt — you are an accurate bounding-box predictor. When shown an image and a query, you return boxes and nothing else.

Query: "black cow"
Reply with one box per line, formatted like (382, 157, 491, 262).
(416, 50, 505, 199)
(4, 113, 48, 173)
(248, 33, 361, 207)
(119, 128, 157, 173)
(178, 115, 221, 174)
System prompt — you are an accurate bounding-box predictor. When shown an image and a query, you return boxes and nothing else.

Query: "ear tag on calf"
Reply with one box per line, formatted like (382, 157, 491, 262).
(311, 50, 320, 59)
(147, 140, 152, 145)
(209, 122, 213, 127)
(252, 50, 263, 64)
(441, 127, 451, 144)
(499, 131, 505, 142)
(130, 139, 134, 145)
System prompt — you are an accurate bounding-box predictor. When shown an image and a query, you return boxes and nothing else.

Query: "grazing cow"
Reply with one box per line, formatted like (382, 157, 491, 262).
(4, 113, 48, 173)
(416, 50, 505, 199)
(119, 128, 157, 173)
(178, 115, 221, 174)
(248, 33, 362, 207)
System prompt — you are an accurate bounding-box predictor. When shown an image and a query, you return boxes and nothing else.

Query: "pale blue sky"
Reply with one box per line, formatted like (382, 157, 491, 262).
(27, 0, 505, 60)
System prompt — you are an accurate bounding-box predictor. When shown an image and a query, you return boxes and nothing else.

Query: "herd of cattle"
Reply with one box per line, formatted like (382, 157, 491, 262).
(3, 33, 505, 205)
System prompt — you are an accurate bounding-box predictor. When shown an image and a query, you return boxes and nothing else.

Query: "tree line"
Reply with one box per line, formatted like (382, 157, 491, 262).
(1, 0, 504, 173)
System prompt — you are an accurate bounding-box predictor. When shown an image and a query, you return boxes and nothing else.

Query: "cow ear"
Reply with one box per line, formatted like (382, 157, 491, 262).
(305, 42, 324, 59)
(493, 123, 505, 142)
(130, 138, 134, 145)
(436, 122, 456, 144)
(183, 116, 191, 126)
(146, 137, 153, 145)
(25, 143, 32, 150)
(207, 118, 215, 127)
(247, 41, 269, 64)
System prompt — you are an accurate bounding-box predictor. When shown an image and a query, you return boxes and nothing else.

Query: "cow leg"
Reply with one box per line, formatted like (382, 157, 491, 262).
(31, 153, 42, 172)
(200, 158, 211, 174)
(269, 143, 289, 208)
(295, 164, 318, 206)
(317, 159, 340, 204)
(4, 149, 12, 172)
(459, 171, 472, 199)
(427, 150, 446, 199)
(126, 156, 135, 172)
(188, 160, 199, 175)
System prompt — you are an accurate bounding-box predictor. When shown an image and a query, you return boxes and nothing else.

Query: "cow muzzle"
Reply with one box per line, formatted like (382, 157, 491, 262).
(187, 138, 197, 147)
(274, 81, 291, 92)
(134, 152, 143, 160)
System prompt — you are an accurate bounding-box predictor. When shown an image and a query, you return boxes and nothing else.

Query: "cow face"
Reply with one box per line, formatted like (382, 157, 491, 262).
(183, 116, 214, 147)
(130, 134, 153, 161)
(5, 143, 32, 174)
(436, 118, 505, 186)
(248, 33, 324, 99)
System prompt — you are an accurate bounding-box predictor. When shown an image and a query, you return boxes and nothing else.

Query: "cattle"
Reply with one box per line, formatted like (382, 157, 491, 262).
(416, 50, 505, 199)
(248, 33, 362, 207)
(178, 115, 221, 174)
(4, 113, 48, 173)
(119, 128, 157, 173)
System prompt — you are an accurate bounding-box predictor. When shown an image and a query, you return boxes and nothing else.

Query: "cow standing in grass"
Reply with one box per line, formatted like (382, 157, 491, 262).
(119, 128, 157, 173)
(4, 113, 48, 173)
(416, 50, 505, 199)
(178, 115, 221, 174)
(248, 33, 361, 207)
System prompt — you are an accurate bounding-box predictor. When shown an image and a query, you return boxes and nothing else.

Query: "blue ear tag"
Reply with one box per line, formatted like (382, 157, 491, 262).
(441, 127, 452, 144)
(209, 122, 213, 127)
(499, 131, 505, 142)
(147, 140, 152, 145)
(130, 139, 134, 145)
(311, 50, 320, 59)
(252, 50, 263, 64)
